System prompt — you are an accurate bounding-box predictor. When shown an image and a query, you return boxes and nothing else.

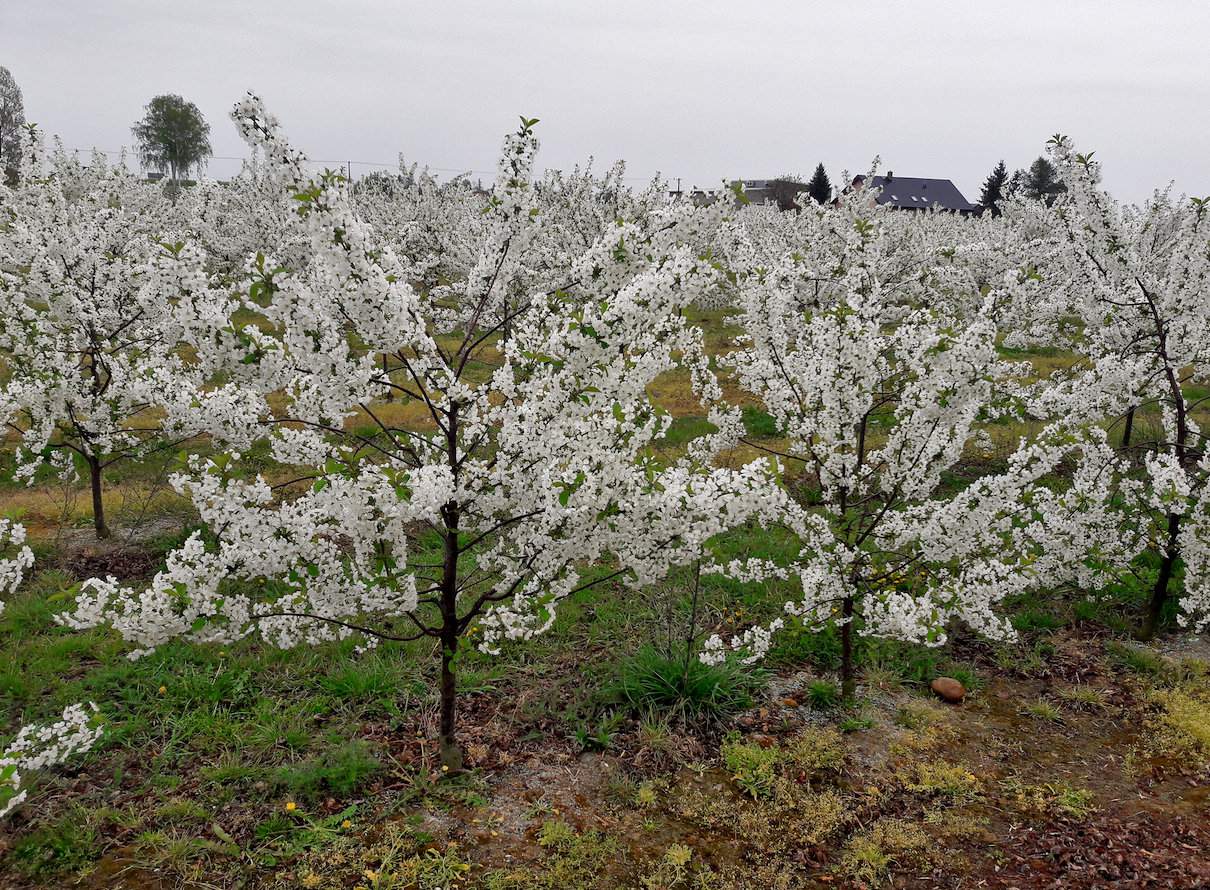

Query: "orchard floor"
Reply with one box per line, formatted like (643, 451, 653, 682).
(1, 520, 1208, 889)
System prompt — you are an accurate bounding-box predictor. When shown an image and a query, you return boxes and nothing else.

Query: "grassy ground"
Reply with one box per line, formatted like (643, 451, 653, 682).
(2, 529, 1208, 888)
(2, 315, 1209, 887)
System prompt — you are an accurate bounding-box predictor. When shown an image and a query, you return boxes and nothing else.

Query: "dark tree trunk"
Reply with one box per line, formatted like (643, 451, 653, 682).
(1139, 512, 1180, 641)
(87, 454, 110, 539)
(1121, 406, 1136, 450)
(438, 629, 461, 770)
(437, 393, 463, 772)
(437, 515, 463, 772)
(840, 594, 855, 701)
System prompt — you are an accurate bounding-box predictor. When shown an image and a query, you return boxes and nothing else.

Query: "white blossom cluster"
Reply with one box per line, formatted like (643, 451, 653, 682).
(1, 703, 103, 818)
(0, 519, 34, 608)
(0, 131, 258, 524)
(0, 530, 101, 818)
(699, 185, 1135, 664)
(4, 94, 1209, 739)
(57, 95, 779, 673)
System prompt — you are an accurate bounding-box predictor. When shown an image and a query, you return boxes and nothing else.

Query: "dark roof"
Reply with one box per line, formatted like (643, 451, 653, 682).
(868, 175, 977, 213)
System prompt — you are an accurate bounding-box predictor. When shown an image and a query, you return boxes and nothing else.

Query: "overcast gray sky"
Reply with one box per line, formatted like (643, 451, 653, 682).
(4, 0, 1208, 202)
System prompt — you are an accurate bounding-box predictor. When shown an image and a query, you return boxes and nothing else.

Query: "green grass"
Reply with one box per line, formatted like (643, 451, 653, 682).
(1106, 641, 1169, 679)
(660, 415, 718, 448)
(10, 810, 100, 880)
(806, 679, 840, 710)
(605, 646, 767, 720)
(740, 405, 779, 438)
(0, 352, 1200, 888)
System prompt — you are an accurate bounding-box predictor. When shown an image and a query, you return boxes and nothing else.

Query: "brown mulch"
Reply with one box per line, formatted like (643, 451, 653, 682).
(981, 810, 1210, 889)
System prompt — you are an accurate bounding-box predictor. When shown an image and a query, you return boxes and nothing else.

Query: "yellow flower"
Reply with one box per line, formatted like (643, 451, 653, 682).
(363, 869, 379, 881)
(285, 801, 297, 812)
(158, 686, 167, 695)
(341, 819, 352, 829)
(441, 764, 449, 772)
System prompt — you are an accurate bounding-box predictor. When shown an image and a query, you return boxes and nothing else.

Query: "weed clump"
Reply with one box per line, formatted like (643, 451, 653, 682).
(608, 647, 766, 720)
(805, 679, 840, 710)
(1145, 685, 1210, 768)
(10, 813, 100, 880)
(1001, 778, 1097, 819)
(784, 726, 845, 776)
(482, 820, 621, 889)
(839, 817, 929, 885)
(898, 760, 981, 799)
(272, 740, 381, 800)
(721, 735, 779, 799)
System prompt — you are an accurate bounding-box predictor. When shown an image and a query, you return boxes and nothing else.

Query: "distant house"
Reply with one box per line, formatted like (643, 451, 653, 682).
(674, 172, 980, 214)
(859, 173, 979, 214)
(732, 179, 775, 205)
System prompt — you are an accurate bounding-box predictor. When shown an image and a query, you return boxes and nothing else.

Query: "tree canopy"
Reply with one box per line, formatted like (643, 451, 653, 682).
(806, 162, 833, 205)
(766, 175, 808, 211)
(0, 66, 24, 184)
(978, 160, 1008, 216)
(131, 94, 212, 182)
(1023, 156, 1066, 205)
